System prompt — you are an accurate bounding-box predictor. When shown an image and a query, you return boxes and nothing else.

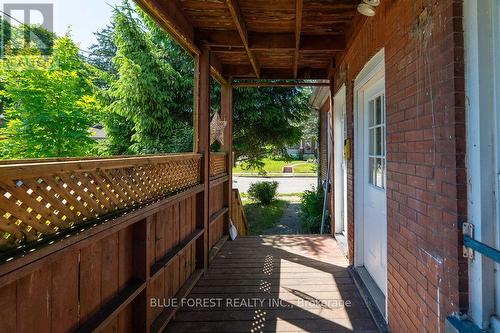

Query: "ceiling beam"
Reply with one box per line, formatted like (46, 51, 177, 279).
(301, 35, 345, 51)
(224, 65, 329, 80)
(197, 30, 345, 51)
(195, 30, 242, 48)
(294, 0, 303, 79)
(135, 0, 199, 55)
(225, 0, 261, 78)
(210, 53, 229, 86)
(249, 33, 295, 50)
(234, 81, 330, 88)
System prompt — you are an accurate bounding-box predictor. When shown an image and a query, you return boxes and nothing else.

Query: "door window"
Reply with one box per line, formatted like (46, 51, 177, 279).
(368, 95, 386, 189)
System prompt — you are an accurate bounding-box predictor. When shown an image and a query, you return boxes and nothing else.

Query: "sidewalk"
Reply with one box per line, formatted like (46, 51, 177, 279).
(233, 172, 316, 178)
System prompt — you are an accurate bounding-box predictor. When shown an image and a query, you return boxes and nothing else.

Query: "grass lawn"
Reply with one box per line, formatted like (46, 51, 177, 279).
(244, 199, 288, 235)
(241, 192, 303, 199)
(233, 158, 316, 174)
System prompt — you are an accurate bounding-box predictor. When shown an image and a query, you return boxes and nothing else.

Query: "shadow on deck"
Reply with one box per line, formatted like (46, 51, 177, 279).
(166, 235, 378, 333)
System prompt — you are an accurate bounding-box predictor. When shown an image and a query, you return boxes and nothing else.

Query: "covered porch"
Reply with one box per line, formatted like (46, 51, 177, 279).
(0, 0, 479, 332)
(165, 235, 377, 333)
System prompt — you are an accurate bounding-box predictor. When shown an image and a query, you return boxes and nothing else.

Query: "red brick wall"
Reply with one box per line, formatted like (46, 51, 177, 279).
(331, 0, 466, 332)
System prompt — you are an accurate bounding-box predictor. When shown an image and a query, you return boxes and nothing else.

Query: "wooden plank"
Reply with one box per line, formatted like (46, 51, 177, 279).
(149, 215, 157, 269)
(171, 257, 180, 296)
(0, 153, 202, 179)
(118, 303, 134, 333)
(225, 0, 260, 78)
(179, 199, 186, 243)
(198, 30, 345, 51)
(226, 66, 329, 79)
(150, 269, 204, 333)
(101, 233, 119, 333)
(50, 250, 79, 333)
(164, 236, 378, 332)
(155, 209, 166, 262)
(196, 47, 211, 271)
(149, 270, 165, 323)
(119, 226, 134, 290)
(294, 0, 303, 78)
(209, 236, 228, 263)
(173, 202, 180, 248)
(233, 81, 330, 87)
(210, 207, 229, 225)
(76, 280, 146, 333)
(17, 267, 51, 333)
(165, 318, 376, 332)
(179, 250, 186, 287)
(79, 241, 102, 324)
(134, 218, 150, 333)
(221, 84, 233, 236)
(150, 228, 204, 280)
(134, 0, 199, 55)
(0, 282, 17, 332)
(210, 175, 229, 187)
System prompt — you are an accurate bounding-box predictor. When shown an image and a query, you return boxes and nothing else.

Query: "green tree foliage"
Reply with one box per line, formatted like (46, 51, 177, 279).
(248, 181, 279, 205)
(88, 24, 117, 74)
(139, 10, 194, 125)
(0, 1, 311, 162)
(0, 36, 98, 158)
(90, 3, 309, 162)
(102, 3, 192, 155)
(0, 17, 12, 58)
(232, 87, 310, 167)
(300, 188, 326, 234)
(0, 17, 56, 56)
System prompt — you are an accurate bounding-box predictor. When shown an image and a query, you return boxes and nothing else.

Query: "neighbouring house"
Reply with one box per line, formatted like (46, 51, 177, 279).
(285, 138, 317, 160)
(310, 87, 331, 188)
(90, 124, 107, 141)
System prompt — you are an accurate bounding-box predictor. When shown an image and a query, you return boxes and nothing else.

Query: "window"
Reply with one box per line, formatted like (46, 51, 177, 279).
(368, 95, 385, 189)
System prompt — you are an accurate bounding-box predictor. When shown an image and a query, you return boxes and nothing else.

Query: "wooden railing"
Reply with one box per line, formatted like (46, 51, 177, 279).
(210, 152, 227, 179)
(0, 154, 201, 254)
(0, 152, 234, 333)
(232, 189, 249, 236)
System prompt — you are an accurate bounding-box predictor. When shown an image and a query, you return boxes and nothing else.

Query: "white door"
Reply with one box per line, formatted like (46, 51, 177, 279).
(334, 86, 348, 237)
(362, 80, 387, 294)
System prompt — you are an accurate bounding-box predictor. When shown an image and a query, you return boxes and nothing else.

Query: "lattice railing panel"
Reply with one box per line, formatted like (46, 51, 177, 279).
(0, 154, 201, 251)
(210, 153, 227, 178)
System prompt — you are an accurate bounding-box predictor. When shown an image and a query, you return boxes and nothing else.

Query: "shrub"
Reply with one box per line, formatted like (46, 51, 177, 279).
(300, 188, 325, 233)
(248, 181, 279, 205)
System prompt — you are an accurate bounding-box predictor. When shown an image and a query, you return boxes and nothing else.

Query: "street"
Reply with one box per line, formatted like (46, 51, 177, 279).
(233, 176, 318, 194)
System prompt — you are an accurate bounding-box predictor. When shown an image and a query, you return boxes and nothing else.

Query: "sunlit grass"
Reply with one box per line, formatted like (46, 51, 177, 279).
(244, 199, 288, 235)
(233, 158, 316, 174)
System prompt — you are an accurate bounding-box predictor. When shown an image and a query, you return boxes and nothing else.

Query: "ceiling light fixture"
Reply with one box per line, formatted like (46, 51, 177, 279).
(357, 0, 380, 17)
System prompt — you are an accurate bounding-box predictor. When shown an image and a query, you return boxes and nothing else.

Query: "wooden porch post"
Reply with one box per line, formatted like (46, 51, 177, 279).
(329, 78, 336, 236)
(196, 46, 211, 270)
(221, 83, 233, 234)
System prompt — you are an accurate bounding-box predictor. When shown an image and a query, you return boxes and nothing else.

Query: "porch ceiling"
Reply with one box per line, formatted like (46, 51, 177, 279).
(135, 0, 360, 81)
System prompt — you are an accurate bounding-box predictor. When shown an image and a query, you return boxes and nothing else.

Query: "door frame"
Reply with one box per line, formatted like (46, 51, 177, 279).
(464, 0, 500, 330)
(353, 49, 387, 314)
(334, 85, 347, 239)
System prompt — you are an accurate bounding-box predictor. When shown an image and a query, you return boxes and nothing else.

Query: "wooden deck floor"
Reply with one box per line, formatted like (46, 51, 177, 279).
(166, 236, 378, 333)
